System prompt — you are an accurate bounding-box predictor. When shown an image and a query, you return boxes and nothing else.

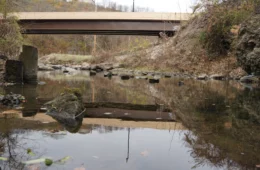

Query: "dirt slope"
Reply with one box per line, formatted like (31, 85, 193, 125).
(116, 15, 246, 77)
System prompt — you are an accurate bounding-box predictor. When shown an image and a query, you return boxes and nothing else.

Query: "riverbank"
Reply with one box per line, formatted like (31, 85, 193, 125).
(38, 62, 260, 85)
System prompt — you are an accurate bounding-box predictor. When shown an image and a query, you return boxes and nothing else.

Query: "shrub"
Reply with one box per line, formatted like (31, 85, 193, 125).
(197, 0, 257, 58)
(0, 17, 23, 59)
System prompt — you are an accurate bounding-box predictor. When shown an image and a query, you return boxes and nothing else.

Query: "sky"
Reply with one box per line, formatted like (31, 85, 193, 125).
(96, 0, 197, 13)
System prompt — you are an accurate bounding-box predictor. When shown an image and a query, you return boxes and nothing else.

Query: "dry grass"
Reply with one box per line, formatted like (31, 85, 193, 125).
(40, 53, 94, 64)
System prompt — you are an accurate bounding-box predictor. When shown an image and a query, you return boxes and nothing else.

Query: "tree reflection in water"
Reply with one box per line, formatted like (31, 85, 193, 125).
(0, 120, 42, 170)
(178, 87, 260, 170)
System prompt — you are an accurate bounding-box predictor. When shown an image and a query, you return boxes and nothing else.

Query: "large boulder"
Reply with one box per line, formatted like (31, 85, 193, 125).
(236, 15, 260, 75)
(44, 90, 85, 133)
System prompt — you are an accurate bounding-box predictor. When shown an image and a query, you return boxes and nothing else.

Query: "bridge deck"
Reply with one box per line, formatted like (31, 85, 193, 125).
(11, 12, 191, 21)
(3, 12, 192, 36)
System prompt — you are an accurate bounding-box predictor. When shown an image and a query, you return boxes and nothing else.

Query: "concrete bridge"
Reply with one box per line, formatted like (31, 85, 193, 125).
(10, 12, 191, 36)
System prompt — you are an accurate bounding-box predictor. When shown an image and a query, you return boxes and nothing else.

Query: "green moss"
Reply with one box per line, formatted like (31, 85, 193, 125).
(62, 88, 82, 99)
(45, 159, 53, 166)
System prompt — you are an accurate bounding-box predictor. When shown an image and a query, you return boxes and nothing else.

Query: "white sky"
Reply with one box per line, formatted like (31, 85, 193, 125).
(96, 0, 197, 13)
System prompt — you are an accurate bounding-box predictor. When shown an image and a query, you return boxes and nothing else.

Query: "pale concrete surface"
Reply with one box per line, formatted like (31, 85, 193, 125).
(10, 12, 191, 21)
(23, 113, 186, 130)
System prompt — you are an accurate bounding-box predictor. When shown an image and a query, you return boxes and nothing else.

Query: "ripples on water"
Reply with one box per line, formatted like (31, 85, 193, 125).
(0, 71, 259, 170)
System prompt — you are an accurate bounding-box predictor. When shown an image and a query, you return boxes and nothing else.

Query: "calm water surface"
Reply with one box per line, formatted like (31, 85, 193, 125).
(0, 71, 259, 170)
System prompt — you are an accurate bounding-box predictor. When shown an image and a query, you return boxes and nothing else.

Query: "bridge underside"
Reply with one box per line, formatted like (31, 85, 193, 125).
(19, 20, 179, 36)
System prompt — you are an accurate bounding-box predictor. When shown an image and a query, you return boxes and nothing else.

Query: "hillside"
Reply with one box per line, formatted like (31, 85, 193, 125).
(103, 1, 260, 78)
(112, 15, 241, 76)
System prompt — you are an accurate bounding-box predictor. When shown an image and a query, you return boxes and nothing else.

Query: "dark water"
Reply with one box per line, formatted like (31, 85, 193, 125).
(0, 71, 259, 170)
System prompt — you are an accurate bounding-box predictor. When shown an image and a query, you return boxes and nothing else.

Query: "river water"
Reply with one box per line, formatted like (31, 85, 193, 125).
(0, 71, 259, 170)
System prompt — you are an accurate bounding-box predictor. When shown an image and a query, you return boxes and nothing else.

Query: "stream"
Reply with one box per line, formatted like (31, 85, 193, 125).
(0, 70, 259, 170)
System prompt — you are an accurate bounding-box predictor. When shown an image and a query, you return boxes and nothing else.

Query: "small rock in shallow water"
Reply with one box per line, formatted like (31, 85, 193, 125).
(197, 74, 208, 80)
(52, 65, 62, 70)
(104, 72, 112, 77)
(120, 74, 131, 80)
(164, 74, 172, 78)
(210, 74, 225, 80)
(104, 112, 112, 115)
(90, 70, 96, 76)
(178, 81, 184, 86)
(149, 78, 160, 84)
(240, 75, 259, 83)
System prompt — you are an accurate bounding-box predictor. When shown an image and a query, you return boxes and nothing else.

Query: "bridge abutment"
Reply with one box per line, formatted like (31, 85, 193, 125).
(19, 45, 38, 84)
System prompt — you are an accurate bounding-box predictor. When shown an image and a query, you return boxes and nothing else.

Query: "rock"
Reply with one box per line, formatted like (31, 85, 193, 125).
(95, 68, 103, 73)
(149, 78, 160, 84)
(154, 75, 161, 79)
(90, 70, 96, 76)
(19, 45, 38, 84)
(236, 15, 260, 75)
(240, 75, 259, 83)
(52, 65, 62, 70)
(104, 66, 113, 71)
(0, 93, 25, 107)
(4, 60, 24, 83)
(44, 91, 85, 133)
(121, 74, 131, 80)
(210, 74, 225, 80)
(142, 72, 148, 76)
(81, 62, 91, 70)
(63, 67, 77, 73)
(71, 65, 82, 70)
(197, 74, 208, 80)
(178, 81, 184, 86)
(91, 65, 104, 72)
(38, 64, 54, 71)
(135, 76, 148, 80)
(104, 72, 112, 77)
(164, 73, 172, 78)
(81, 66, 91, 70)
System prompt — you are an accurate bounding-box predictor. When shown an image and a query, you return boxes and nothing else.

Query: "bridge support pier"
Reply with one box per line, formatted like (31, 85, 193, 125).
(19, 45, 38, 84)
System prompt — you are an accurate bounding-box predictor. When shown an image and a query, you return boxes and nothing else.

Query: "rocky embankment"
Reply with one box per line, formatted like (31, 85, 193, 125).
(237, 14, 260, 76)
(39, 61, 259, 86)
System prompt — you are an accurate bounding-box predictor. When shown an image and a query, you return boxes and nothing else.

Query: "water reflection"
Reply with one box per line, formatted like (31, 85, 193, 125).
(0, 71, 259, 170)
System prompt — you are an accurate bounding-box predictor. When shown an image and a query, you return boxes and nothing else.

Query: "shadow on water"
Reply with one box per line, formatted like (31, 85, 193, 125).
(0, 71, 259, 170)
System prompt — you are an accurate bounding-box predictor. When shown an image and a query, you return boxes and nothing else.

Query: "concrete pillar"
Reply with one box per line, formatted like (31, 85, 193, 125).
(4, 60, 23, 83)
(19, 45, 38, 84)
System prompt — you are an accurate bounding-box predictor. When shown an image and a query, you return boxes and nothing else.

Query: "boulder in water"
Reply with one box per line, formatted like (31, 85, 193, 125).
(44, 89, 85, 133)
(240, 75, 259, 84)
